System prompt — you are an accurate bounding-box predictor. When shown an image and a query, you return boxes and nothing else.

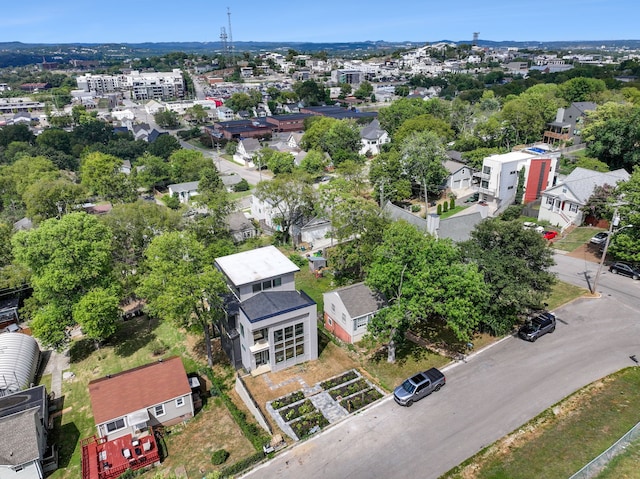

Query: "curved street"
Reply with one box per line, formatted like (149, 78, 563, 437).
(242, 252, 640, 479)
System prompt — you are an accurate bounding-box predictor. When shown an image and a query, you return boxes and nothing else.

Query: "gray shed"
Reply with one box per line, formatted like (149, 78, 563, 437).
(0, 333, 40, 396)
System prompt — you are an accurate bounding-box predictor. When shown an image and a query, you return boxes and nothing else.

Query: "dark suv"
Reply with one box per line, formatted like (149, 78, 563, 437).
(518, 312, 556, 342)
(609, 262, 640, 280)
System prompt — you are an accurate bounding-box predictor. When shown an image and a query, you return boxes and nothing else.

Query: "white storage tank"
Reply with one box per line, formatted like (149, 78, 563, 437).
(0, 333, 40, 396)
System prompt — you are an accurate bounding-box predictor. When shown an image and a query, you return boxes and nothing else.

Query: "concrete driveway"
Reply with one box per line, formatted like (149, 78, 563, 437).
(242, 254, 640, 479)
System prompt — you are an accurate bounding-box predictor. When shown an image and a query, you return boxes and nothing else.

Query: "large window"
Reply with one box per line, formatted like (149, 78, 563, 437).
(274, 323, 305, 364)
(252, 277, 283, 293)
(154, 404, 166, 417)
(106, 418, 126, 433)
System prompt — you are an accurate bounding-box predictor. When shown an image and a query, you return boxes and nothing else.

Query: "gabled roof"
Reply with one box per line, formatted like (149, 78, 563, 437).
(240, 290, 315, 323)
(168, 181, 199, 193)
(0, 407, 41, 466)
(328, 282, 386, 318)
(240, 138, 261, 152)
(89, 356, 190, 425)
(215, 245, 299, 287)
(542, 167, 630, 204)
(360, 119, 386, 140)
(443, 159, 467, 175)
(437, 211, 484, 242)
(226, 211, 254, 232)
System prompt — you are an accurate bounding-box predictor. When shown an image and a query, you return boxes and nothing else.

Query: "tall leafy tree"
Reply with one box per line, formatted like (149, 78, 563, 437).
(366, 221, 488, 361)
(400, 131, 448, 208)
(23, 178, 87, 223)
(73, 287, 121, 347)
(137, 231, 228, 366)
(609, 166, 640, 263)
(460, 219, 556, 335)
(12, 212, 116, 348)
(80, 152, 136, 202)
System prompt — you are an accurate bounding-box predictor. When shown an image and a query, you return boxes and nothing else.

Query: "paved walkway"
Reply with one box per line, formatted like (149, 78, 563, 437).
(41, 348, 70, 398)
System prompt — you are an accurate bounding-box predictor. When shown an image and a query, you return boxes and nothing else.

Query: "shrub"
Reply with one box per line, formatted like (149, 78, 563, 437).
(437, 204, 442, 215)
(411, 204, 421, 213)
(450, 197, 455, 210)
(211, 449, 230, 465)
(233, 178, 250, 192)
(220, 451, 265, 477)
(443, 202, 449, 213)
(501, 204, 524, 221)
(288, 254, 307, 268)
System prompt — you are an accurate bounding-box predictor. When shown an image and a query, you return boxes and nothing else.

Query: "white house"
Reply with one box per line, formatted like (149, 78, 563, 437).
(359, 119, 390, 156)
(167, 181, 199, 204)
(233, 138, 261, 166)
(537, 167, 630, 228)
(444, 159, 474, 192)
(217, 106, 235, 122)
(215, 246, 318, 374)
(473, 146, 560, 214)
(323, 283, 386, 344)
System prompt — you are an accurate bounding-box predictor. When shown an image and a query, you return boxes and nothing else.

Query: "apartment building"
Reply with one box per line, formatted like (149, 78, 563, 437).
(76, 70, 185, 100)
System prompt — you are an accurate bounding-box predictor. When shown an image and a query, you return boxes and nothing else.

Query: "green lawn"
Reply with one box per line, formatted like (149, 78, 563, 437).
(441, 367, 640, 479)
(596, 436, 640, 479)
(440, 205, 469, 219)
(47, 318, 206, 479)
(547, 280, 588, 310)
(554, 226, 606, 252)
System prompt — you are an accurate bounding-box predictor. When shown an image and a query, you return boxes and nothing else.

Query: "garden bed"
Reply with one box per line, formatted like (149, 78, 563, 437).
(320, 369, 359, 390)
(290, 411, 330, 439)
(328, 378, 370, 400)
(270, 391, 305, 410)
(279, 399, 316, 422)
(340, 388, 384, 412)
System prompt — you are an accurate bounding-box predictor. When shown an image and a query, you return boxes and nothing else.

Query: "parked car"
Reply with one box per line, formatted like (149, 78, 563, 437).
(518, 311, 556, 342)
(543, 231, 558, 240)
(590, 231, 609, 245)
(523, 222, 545, 233)
(464, 193, 479, 203)
(393, 368, 445, 407)
(609, 262, 640, 280)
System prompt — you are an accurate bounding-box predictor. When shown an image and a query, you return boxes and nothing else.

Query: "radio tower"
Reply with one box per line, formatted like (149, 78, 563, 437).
(220, 27, 229, 64)
(227, 7, 235, 65)
(473, 32, 480, 46)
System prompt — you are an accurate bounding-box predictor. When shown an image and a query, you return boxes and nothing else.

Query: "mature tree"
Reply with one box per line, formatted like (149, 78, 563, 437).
(147, 134, 181, 159)
(80, 152, 136, 202)
(7, 155, 60, 198)
(12, 212, 115, 348)
(582, 184, 616, 223)
(338, 83, 352, 99)
(93, 137, 148, 163)
(558, 77, 607, 103)
(185, 104, 208, 123)
(335, 160, 367, 197)
(71, 120, 115, 149)
(193, 168, 234, 242)
(400, 131, 448, 207)
(225, 92, 256, 113)
(585, 105, 640, 170)
(35, 128, 72, 155)
(137, 231, 228, 366)
(262, 149, 295, 175)
(460, 219, 556, 335)
(72, 287, 121, 347)
(293, 79, 328, 106)
(378, 98, 438, 134)
(319, 120, 362, 165)
(301, 117, 336, 151)
(100, 200, 184, 294)
(609, 167, 640, 263)
(394, 114, 455, 144)
(254, 175, 315, 244)
(0, 124, 35, 148)
(299, 149, 328, 177)
(366, 221, 488, 361)
(24, 178, 87, 223)
(168, 148, 215, 183)
(136, 152, 171, 189)
(354, 81, 374, 100)
(154, 110, 180, 129)
(369, 149, 413, 204)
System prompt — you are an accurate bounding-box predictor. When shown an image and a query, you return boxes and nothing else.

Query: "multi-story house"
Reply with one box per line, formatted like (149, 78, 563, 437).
(215, 246, 318, 375)
(537, 167, 630, 229)
(473, 146, 560, 213)
(543, 102, 596, 146)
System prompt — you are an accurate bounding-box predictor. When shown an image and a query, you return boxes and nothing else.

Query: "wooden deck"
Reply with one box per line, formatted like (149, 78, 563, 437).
(81, 430, 160, 479)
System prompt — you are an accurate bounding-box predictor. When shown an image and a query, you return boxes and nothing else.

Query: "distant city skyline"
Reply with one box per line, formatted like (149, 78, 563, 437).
(2, 0, 638, 45)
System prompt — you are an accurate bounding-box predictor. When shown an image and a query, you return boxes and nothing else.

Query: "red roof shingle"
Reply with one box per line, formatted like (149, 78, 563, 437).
(89, 356, 190, 425)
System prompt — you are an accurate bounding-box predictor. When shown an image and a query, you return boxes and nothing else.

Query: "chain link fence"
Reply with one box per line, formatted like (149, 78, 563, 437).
(569, 420, 640, 479)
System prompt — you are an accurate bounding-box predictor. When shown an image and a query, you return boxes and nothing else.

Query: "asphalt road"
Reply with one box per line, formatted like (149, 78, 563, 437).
(242, 253, 640, 479)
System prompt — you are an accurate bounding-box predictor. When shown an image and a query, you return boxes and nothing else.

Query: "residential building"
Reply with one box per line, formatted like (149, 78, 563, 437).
(473, 146, 560, 213)
(225, 212, 258, 243)
(444, 159, 475, 192)
(0, 385, 51, 479)
(0, 98, 46, 114)
(233, 138, 262, 166)
(543, 102, 596, 146)
(76, 70, 185, 100)
(167, 181, 199, 204)
(215, 246, 318, 374)
(537, 167, 630, 229)
(323, 283, 386, 344)
(88, 356, 194, 441)
(359, 119, 390, 156)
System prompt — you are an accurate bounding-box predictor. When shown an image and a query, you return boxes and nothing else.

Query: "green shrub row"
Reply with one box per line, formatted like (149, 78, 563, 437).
(220, 451, 265, 478)
(205, 369, 270, 452)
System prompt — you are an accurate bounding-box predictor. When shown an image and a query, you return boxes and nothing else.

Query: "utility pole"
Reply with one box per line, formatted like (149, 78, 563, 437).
(591, 207, 619, 294)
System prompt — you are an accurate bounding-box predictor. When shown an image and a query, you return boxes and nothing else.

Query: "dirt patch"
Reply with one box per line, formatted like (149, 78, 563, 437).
(564, 243, 604, 264)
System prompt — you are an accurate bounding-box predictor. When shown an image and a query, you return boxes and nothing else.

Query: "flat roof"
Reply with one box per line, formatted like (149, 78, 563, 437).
(215, 245, 299, 287)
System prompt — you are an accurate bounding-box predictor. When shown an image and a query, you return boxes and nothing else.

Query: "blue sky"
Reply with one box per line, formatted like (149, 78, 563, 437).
(1, 0, 637, 44)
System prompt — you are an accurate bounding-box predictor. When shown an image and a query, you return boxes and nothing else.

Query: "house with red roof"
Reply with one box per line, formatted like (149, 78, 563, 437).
(88, 356, 193, 441)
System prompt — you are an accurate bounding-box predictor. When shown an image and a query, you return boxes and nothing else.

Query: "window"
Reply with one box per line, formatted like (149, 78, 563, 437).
(154, 404, 166, 417)
(106, 418, 126, 433)
(252, 283, 261, 293)
(331, 303, 335, 312)
(262, 280, 272, 290)
(252, 277, 282, 293)
(483, 166, 491, 175)
(546, 197, 554, 205)
(481, 180, 489, 189)
(273, 277, 282, 287)
(341, 313, 347, 324)
(569, 203, 579, 213)
(240, 323, 244, 337)
(507, 186, 514, 190)
(175, 397, 185, 407)
(274, 322, 305, 364)
(354, 314, 370, 331)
